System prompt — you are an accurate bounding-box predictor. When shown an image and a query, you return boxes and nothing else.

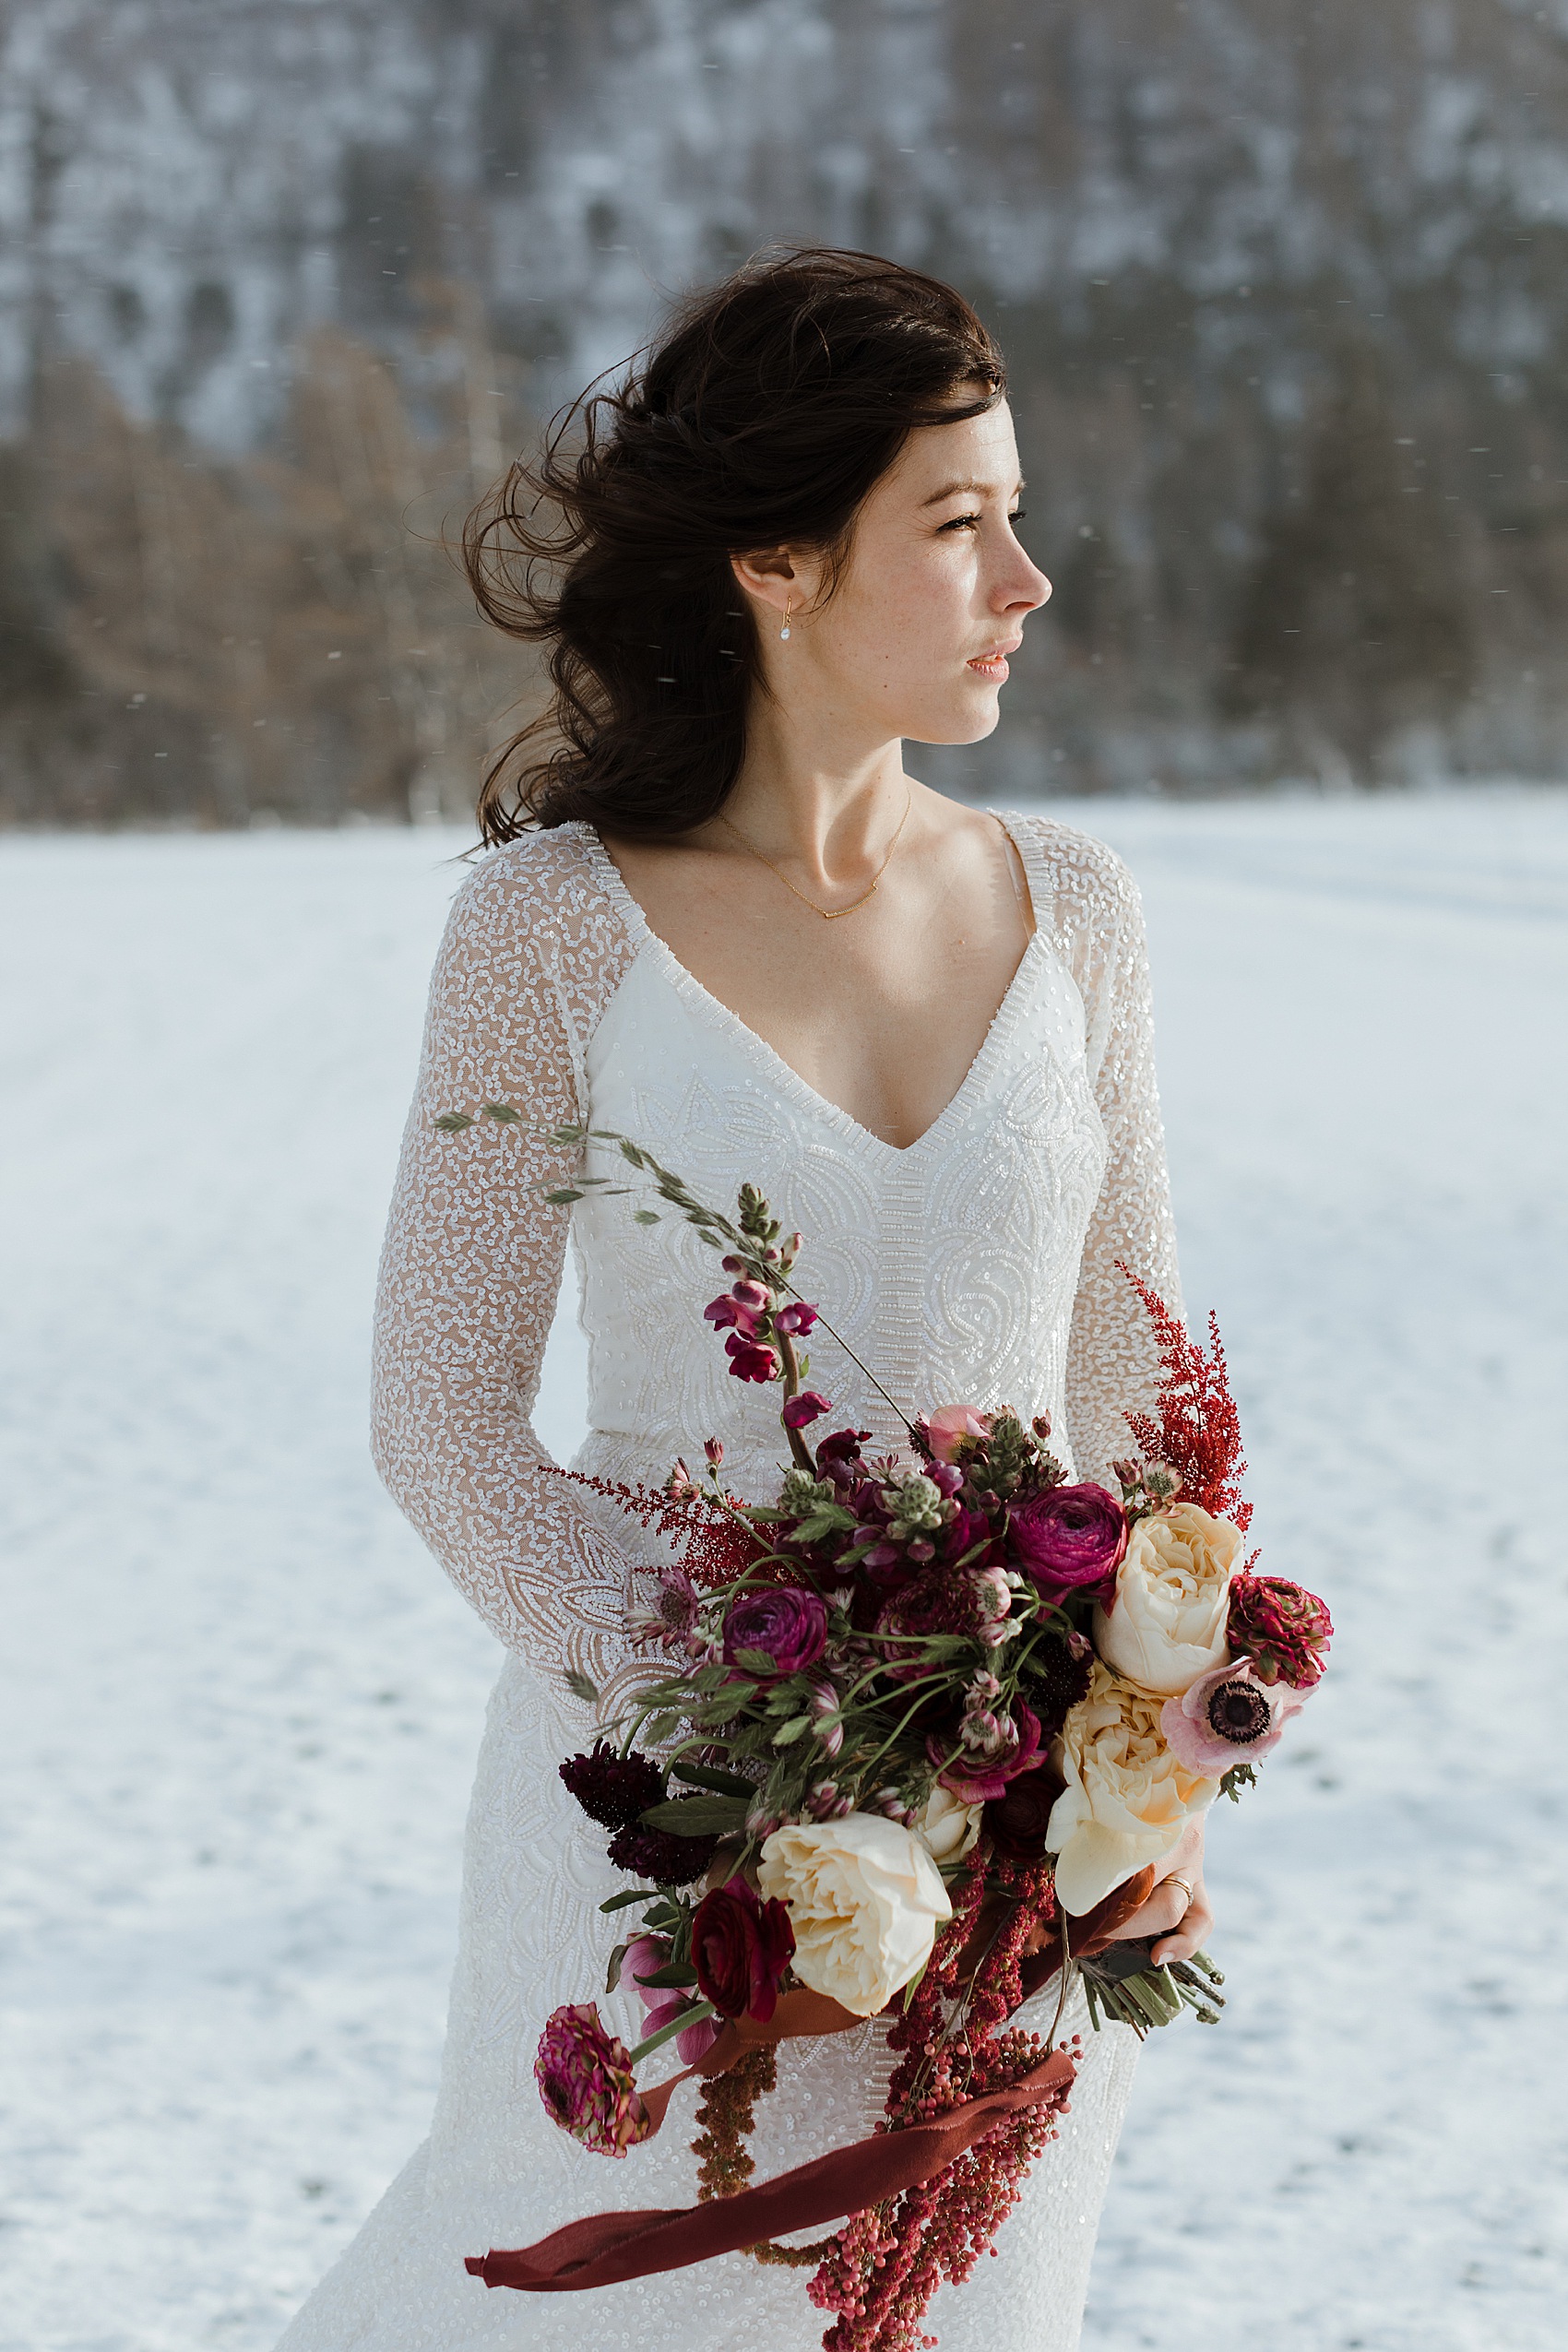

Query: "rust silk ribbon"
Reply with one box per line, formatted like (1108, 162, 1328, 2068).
(466, 1868, 1155, 2294)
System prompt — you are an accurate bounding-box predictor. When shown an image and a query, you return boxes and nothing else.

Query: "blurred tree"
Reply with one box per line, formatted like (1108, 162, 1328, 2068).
(1222, 352, 1476, 778)
(0, 317, 534, 826)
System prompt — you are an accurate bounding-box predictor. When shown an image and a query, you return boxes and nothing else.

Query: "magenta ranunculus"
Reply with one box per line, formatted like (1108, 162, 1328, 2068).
(781, 1389, 832, 1430)
(533, 2002, 651, 2156)
(1007, 1481, 1128, 1602)
(722, 1585, 828, 1676)
(724, 1331, 780, 1382)
(1160, 1655, 1306, 1775)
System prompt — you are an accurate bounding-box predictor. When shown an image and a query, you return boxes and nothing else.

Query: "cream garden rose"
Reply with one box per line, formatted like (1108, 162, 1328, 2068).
(912, 1782, 984, 1866)
(1092, 1501, 1242, 1696)
(758, 1813, 952, 2015)
(1046, 1659, 1219, 1914)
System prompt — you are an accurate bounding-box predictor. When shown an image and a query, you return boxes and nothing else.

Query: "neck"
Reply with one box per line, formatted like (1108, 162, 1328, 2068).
(720, 691, 912, 879)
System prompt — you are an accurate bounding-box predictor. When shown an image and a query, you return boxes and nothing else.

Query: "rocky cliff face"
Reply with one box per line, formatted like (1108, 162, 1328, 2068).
(4, 0, 1567, 811)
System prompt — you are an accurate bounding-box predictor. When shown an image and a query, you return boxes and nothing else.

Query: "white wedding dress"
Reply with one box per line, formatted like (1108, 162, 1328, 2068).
(275, 812, 1181, 2352)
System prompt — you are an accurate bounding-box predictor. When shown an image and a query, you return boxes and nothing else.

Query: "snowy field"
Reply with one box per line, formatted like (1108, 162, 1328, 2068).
(2, 789, 1565, 2352)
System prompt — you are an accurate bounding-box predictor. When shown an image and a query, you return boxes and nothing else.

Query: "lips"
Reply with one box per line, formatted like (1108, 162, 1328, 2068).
(967, 641, 1020, 680)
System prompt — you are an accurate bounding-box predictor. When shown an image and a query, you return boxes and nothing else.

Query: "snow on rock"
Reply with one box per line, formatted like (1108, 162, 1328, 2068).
(0, 792, 1564, 2351)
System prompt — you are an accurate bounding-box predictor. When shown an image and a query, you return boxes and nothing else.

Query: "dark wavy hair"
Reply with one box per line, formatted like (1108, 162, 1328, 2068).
(464, 247, 1006, 843)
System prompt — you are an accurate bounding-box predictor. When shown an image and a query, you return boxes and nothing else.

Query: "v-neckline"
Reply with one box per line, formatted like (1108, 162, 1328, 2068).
(576, 818, 1050, 1161)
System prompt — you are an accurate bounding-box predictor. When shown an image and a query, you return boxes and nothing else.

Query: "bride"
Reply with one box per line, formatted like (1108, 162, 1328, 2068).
(277, 246, 1212, 2352)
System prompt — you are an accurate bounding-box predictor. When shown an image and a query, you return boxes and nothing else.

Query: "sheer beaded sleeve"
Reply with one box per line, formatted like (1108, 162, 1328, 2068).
(370, 829, 640, 1691)
(1028, 819, 1183, 1495)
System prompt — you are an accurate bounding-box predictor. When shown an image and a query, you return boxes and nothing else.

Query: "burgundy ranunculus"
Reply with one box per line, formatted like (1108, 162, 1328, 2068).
(781, 1389, 832, 1430)
(691, 1875, 796, 2022)
(1007, 1482, 1128, 1603)
(722, 1585, 828, 1676)
(982, 1761, 1066, 1861)
(1227, 1572, 1334, 1689)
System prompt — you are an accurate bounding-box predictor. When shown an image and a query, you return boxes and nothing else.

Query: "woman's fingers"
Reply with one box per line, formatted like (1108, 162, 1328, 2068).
(1151, 1881, 1213, 1967)
(1112, 1878, 1191, 1944)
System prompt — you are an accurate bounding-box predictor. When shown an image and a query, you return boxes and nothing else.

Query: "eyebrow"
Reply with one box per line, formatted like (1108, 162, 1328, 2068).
(920, 476, 1027, 507)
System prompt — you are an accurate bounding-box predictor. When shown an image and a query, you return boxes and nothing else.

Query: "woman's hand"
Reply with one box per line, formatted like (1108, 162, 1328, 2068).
(1111, 1815, 1213, 1966)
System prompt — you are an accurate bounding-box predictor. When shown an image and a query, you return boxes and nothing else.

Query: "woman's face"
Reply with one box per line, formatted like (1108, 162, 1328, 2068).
(740, 398, 1051, 748)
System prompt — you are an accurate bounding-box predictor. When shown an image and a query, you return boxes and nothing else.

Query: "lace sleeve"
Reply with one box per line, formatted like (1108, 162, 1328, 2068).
(370, 836, 639, 1694)
(1035, 822, 1183, 1494)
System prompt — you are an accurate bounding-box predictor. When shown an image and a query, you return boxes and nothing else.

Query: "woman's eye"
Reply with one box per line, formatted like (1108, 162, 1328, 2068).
(940, 511, 982, 532)
(1010, 508, 1028, 524)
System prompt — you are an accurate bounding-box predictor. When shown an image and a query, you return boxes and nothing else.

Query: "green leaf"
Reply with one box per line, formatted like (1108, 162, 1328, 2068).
(600, 1887, 660, 1914)
(733, 1646, 779, 1677)
(632, 1209, 662, 1225)
(639, 1792, 751, 1835)
(605, 1941, 629, 1993)
(563, 1668, 600, 1705)
(543, 1188, 584, 1206)
(626, 1959, 698, 1991)
(771, 1715, 811, 1747)
(1220, 1763, 1259, 1804)
(628, 1998, 716, 2066)
(670, 1761, 756, 1800)
(694, 1685, 754, 1723)
(642, 1712, 680, 1746)
(481, 1101, 522, 1123)
(433, 1111, 473, 1132)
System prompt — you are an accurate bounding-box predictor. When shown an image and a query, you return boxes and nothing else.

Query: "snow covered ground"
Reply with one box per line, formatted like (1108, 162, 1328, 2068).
(2, 790, 1564, 2352)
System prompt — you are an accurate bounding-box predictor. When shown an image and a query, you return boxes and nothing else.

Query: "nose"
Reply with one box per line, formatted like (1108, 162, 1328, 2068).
(997, 552, 1051, 615)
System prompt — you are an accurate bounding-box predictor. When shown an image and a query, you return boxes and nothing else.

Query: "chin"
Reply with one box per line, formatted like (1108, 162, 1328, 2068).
(905, 692, 1004, 749)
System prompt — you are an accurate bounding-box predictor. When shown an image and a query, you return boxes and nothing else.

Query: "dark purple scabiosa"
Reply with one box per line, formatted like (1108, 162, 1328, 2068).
(559, 1741, 665, 1831)
(605, 1821, 719, 1885)
(1019, 1632, 1095, 1736)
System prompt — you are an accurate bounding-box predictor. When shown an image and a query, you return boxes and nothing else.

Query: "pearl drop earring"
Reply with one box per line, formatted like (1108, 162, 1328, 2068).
(779, 597, 792, 642)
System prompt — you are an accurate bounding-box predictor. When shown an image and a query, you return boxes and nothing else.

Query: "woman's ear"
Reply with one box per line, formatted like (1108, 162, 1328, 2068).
(731, 547, 823, 627)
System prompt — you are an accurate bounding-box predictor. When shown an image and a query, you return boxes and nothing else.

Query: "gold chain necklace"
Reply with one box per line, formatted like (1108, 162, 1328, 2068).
(719, 790, 913, 921)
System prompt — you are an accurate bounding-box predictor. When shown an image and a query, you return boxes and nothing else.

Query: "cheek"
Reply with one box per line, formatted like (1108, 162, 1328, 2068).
(836, 550, 974, 676)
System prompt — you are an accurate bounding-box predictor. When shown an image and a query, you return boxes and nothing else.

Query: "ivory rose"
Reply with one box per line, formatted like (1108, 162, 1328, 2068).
(912, 1782, 984, 1866)
(758, 1813, 952, 2016)
(1092, 1502, 1242, 1696)
(1046, 1660, 1219, 1914)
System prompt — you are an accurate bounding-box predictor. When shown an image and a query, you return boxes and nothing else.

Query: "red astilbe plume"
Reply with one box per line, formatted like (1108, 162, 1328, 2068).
(542, 1467, 766, 1588)
(1116, 1267, 1252, 1532)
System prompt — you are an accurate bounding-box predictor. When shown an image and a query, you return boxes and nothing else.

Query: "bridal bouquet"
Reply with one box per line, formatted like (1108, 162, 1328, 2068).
(442, 1116, 1333, 2347)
